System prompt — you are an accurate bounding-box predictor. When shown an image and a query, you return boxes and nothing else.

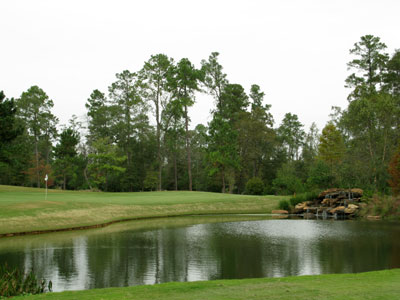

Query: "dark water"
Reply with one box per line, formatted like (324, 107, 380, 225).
(0, 216, 399, 292)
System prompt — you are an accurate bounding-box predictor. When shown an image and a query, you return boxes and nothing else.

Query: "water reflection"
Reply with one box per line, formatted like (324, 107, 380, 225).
(0, 217, 399, 292)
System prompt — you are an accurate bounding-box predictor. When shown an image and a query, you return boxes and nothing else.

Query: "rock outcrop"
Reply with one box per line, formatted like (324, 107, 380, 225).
(293, 188, 363, 219)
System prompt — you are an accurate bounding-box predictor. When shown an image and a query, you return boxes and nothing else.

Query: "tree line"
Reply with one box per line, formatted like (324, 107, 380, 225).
(1, 35, 400, 195)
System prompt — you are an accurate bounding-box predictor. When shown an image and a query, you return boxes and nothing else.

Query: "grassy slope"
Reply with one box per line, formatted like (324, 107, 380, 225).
(13, 269, 400, 300)
(0, 185, 285, 234)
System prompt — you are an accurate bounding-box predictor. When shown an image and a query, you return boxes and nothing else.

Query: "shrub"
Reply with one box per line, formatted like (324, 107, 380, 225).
(278, 200, 290, 211)
(0, 264, 52, 297)
(245, 177, 265, 195)
(289, 191, 319, 207)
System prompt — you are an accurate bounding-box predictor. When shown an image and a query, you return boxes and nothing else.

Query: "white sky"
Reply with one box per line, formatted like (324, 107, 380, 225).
(1, 0, 400, 132)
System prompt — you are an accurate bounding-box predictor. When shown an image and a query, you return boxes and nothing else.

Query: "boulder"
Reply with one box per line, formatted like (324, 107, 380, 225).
(344, 206, 358, 214)
(318, 188, 342, 199)
(350, 188, 363, 198)
(330, 206, 345, 214)
(347, 204, 358, 209)
(294, 202, 307, 213)
(272, 210, 289, 214)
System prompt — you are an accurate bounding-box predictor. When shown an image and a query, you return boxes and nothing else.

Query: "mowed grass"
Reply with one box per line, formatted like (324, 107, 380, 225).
(12, 269, 400, 300)
(0, 185, 285, 234)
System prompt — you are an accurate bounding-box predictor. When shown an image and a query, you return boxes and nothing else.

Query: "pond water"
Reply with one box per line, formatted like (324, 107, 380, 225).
(0, 216, 399, 292)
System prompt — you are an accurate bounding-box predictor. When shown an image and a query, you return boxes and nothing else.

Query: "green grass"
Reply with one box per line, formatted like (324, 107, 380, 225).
(0, 185, 286, 235)
(11, 269, 400, 300)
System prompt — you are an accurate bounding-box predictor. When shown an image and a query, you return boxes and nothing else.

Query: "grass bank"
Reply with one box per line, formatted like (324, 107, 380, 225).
(11, 269, 400, 300)
(0, 185, 284, 236)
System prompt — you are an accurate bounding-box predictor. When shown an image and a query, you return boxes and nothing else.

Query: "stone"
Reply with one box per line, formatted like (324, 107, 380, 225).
(330, 206, 345, 214)
(344, 207, 357, 214)
(294, 202, 307, 213)
(367, 215, 381, 220)
(350, 188, 363, 198)
(347, 204, 358, 209)
(272, 210, 289, 214)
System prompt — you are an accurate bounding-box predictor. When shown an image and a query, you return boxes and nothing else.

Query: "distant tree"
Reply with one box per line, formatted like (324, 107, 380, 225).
(388, 144, 400, 195)
(277, 113, 305, 161)
(85, 89, 113, 143)
(0, 91, 23, 163)
(16, 86, 58, 188)
(168, 58, 202, 191)
(87, 138, 126, 191)
(53, 127, 79, 189)
(201, 52, 228, 112)
(384, 49, 400, 96)
(139, 54, 174, 190)
(318, 123, 345, 168)
(345, 34, 389, 100)
(208, 84, 249, 193)
(109, 70, 148, 191)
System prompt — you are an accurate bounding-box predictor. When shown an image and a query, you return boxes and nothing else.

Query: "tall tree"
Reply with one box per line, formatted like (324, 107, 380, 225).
(208, 84, 249, 193)
(0, 91, 23, 163)
(345, 34, 389, 100)
(16, 86, 58, 187)
(168, 58, 202, 191)
(87, 137, 126, 191)
(201, 52, 228, 112)
(53, 127, 79, 189)
(277, 113, 305, 161)
(384, 50, 400, 97)
(109, 70, 148, 191)
(139, 54, 174, 191)
(86, 89, 113, 143)
(318, 122, 345, 185)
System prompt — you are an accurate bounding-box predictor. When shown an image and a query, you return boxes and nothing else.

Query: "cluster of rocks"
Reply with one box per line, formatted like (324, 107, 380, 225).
(294, 188, 364, 219)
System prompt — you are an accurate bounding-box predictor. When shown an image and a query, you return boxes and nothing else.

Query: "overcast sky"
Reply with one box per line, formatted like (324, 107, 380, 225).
(1, 0, 400, 132)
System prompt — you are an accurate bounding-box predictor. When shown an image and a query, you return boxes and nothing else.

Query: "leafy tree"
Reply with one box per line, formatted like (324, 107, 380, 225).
(168, 58, 202, 191)
(318, 122, 345, 169)
(306, 159, 334, 189)
(16, 86, 58, 187)
(87, 138, 126, 191)
(388, 144, 400, 195)
(384, 49, 400, 96)
(272, 161, 304, 195)
(277, 113, 305, 161)
(201, 52, 228, 112)
(235, 85, 274, 192)
(163, 98, 185, 190)
(0, 91, 23, 165)
(345, 35, 389, 100)
(139, 54, 174, 190)
(109, 70, 149, 191)
(53, 127, 80, 189)
(85, 89, 113, 143)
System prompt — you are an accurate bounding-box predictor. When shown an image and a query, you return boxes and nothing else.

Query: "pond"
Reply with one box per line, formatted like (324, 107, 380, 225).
(0, 215, 399, 292)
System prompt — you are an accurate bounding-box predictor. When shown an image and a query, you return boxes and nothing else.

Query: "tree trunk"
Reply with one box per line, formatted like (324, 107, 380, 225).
(221, 169, 225, 193)
(184, 105, 192, 191)
(156, 101, 162, 191)
(63, 173, 66, 190)
(35, 137, 40, 188)
(174, 152, 178, 191)
(83, 165, 92, 190)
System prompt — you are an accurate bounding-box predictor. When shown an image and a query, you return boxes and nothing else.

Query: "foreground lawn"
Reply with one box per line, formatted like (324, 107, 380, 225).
(13, 269, 400, 300)
(0, 185, 284, 235)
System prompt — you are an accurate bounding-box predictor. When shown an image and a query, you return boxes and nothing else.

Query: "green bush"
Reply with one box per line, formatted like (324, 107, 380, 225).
(278, 200, 290, 211)
(272, 163, 305, 195)
(245, 177, 265, 195)
(289, 191, 319, 207)
(0, 264, 52, 297)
